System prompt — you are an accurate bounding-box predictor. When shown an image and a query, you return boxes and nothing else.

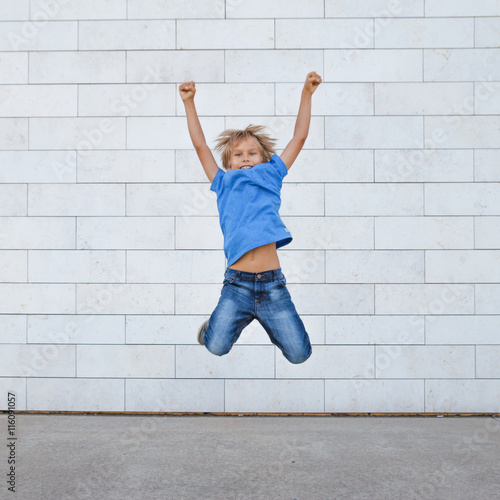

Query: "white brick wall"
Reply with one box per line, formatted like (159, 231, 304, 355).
(0, 1, 499, 413)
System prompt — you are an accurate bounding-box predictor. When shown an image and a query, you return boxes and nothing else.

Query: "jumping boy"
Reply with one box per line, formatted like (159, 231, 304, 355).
(179, 72, 322, 364)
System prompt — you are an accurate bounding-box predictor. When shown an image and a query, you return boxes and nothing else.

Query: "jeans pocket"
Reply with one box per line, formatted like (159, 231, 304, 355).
(278, 276, 287, 287)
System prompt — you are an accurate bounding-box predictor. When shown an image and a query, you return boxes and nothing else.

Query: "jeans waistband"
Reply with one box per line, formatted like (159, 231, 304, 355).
(225, 267, 282, 283)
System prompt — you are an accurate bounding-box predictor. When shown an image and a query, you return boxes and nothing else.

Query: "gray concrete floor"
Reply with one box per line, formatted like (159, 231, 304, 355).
(1, 414, 499, 500)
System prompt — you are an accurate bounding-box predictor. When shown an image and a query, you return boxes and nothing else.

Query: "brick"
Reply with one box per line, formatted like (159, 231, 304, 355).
(0, 344, 75, 377)
(0, 0, 29, 20)
(0, 151, 77, 183)
(77, 150, 175, 183)
(425, 0, 500, 17)
(426, 380, 500, 413)
(177, 83, 274, 117)
(126, 379, 225, 412)
(0, 84, 76, 117)
(78, 83, 175, 117)
(325, 49, 422, 82)
(276, 345, 374, 379)
(375, 149, 473, 183)
(475, 150, 500, 181)
(0, 284, 75, 314)
(375, 216, 473, 250)
(0, 217, 76, 250)
(276, 19, 372, 49)
(177, 20, 274, 49)
(476, 217, 500, 249)
(77, 345, 174, 378)
(278, 250, 325, 284)
(375, 345, 475, 378)
(325, 116, 423, 149)
(175, 150, 213, 182)
(77, 217, 174, 250)
(376, 18, 473, 48)
(288, 284, 374, 315)
(283, 216, 373, 250)
(126, 315, 207, 344)
(424, 48, 500, 81)
(477, 346, 500, 378)
(175, 284, 224, 315)
(475, 81, 500, 114)
(476, 284, 500, 314)
(375, 284, 474, 315)
(326, 250, 424, 284)
(127, 117, 223, 149)
(226, 380, 324, 413)
(375, 83, 473, 115)
(426, 116, 500, 149)
(28, 184, 125, 216)
(277, 83, 373, 116)
(0, 379, 26, 410)
(127, 250, 224, 283)
(325, 183, 423, 216)
(325, 380, 424, 413)
(281, 184, 324, 216)
(127, 50, 224, 83)
(29, 250, 125, 283)
(79, 20, 175, 50)
(28, 315, 125, 344)
(127, 0, 224, 19)
(426, 250, 500, 283)
(0, 52, 27, 83)
(0, 315, 26, 343)
(426, 316, 500, 345)
(175, 345, 275, 378)
(175, 216, 223, 250)
(425, 183, 500, 215)
(225, 50, 324, 83)
(227, 0, 323, 18)
(326, 0, 424, 17)
(0, 184, 26, 216)
(0, 20, 77, 51)
(475, 17, 500, 48)
(27, 378, 124, 411)
(285, 150, 373, 183)
(76, 284, 175, 314)
(0, 118, 28, 149)
(30, 0, 126, 20)
(0, 250, 27, 282)
(127, 183, 218, 216)
(30, 51, 126, 83)
(29, 117, 126, 150)
(326, 315, 424, 345)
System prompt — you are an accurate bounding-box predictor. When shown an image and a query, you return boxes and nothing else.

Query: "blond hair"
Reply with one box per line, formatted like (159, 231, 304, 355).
(215, 124, 277, 170)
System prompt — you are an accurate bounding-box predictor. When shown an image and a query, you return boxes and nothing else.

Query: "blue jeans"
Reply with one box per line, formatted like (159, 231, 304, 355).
(203, 268, 312, 364)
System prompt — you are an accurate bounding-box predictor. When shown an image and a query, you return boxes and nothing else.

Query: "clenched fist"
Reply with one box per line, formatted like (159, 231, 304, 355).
(179, 81, 196, 102)
(303, 72, 322, 95)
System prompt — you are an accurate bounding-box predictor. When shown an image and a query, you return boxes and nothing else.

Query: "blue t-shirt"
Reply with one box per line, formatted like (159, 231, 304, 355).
(210, 154, 292, 267)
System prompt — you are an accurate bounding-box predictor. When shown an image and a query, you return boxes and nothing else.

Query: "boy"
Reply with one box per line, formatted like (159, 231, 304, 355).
(179, 72, 322, 364)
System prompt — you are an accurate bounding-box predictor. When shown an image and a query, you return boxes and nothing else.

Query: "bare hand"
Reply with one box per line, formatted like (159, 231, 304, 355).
(179, 81, 196, 102)
(303, 72, 322, 95)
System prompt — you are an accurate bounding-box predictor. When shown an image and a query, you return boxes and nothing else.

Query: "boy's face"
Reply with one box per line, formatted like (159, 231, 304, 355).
(228, 137, 263, 170)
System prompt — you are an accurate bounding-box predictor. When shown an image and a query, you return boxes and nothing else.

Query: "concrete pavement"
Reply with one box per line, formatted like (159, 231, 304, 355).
(1, 414, 499, 500)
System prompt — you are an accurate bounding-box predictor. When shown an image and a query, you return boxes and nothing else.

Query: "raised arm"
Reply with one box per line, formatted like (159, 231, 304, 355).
(280, 72, 322, 170)
(179, 81, 219, 182)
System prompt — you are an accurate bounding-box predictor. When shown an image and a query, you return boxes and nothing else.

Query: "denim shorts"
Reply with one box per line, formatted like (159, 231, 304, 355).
(203, 267, 312, 364)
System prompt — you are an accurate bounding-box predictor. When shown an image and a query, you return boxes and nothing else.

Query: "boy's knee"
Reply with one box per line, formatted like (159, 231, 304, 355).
(286, 348, 312, 364)
(204, 338, 231, 357)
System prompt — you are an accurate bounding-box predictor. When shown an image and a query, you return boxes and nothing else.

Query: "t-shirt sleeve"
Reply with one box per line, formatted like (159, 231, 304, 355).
(210, 168, 224, 194)
(270, 154, 288, 179)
